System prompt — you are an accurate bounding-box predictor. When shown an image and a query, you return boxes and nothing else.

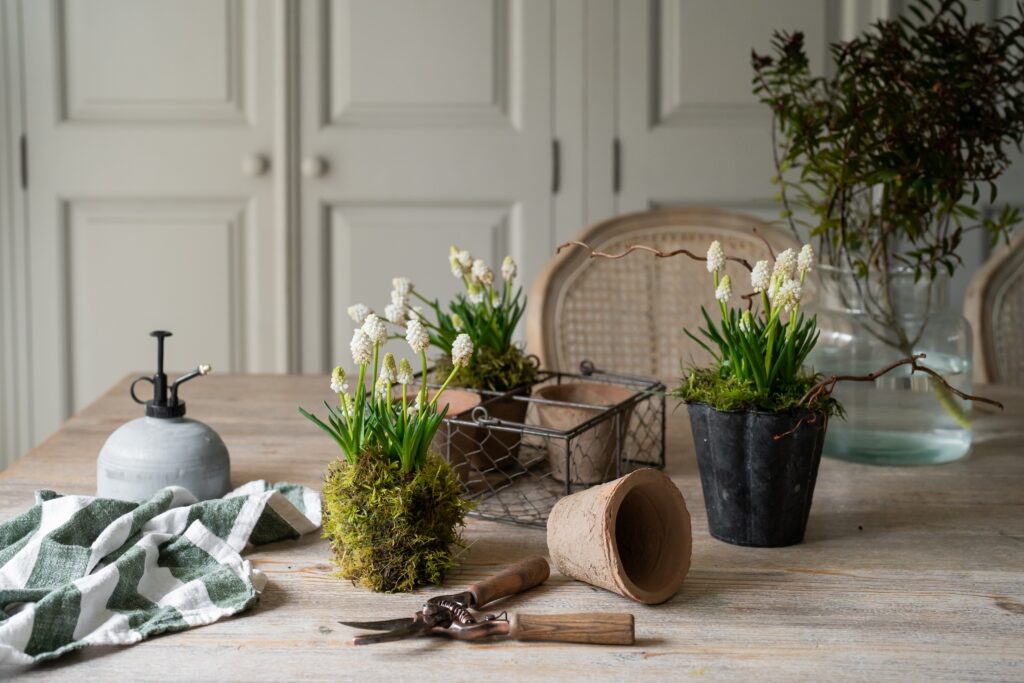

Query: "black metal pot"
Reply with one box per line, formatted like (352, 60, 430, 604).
(686, 402, 826, 548)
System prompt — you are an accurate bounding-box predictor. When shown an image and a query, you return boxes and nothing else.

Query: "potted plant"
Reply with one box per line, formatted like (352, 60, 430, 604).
(673, 241, 841, 547)
(751, 1, 1024, 464)
(351, 250, 539, 482)
(299, 315, 476, 592)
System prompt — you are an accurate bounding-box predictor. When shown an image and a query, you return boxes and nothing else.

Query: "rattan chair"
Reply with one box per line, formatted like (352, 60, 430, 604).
(964, 231, 1024, 386)
(528, 208, 805, 384)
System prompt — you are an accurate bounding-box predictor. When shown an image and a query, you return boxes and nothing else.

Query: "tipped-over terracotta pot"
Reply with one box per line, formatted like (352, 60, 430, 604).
(534, 381, 636, 485)
(546, 468, 691, 605)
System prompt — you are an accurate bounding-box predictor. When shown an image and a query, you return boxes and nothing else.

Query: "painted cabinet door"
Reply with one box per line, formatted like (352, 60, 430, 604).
(21, 0, 286, 440)
(296, 0, 554, 371)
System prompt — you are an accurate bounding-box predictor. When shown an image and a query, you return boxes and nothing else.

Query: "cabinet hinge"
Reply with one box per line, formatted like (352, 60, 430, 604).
(551, 138, 560, 194)
(613, 138, 621, 194)
(19, 134, 27, 190)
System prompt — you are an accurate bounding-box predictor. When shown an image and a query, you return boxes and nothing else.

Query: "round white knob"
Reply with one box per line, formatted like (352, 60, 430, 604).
(241, 154, 269, 177)
(301, 156, 328, 178)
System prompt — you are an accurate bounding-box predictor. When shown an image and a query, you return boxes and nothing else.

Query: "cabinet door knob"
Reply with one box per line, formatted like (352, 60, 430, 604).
(241, 154, 270, 177)
(301, 156, 328, 178)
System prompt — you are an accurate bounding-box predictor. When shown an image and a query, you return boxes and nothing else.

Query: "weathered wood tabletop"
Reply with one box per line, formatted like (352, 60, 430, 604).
(1, 375, 1022, 682)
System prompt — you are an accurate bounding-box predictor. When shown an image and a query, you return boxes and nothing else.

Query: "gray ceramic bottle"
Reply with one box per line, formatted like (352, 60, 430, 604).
(96, 330, 231, 501)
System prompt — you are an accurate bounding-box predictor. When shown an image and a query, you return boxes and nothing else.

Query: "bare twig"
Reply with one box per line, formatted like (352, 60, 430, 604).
(752, 226, 776, 260)
(556, 240, 754, 271)
(799, 353, 1004, 410)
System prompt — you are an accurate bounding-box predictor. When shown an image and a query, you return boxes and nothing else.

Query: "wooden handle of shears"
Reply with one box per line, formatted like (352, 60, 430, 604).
(509, 612, 635, 645)
(467, 556, 550, 608)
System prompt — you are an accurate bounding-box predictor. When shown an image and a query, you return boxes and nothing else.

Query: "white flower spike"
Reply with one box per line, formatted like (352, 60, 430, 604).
(501, 255, 517, 281)
(751, 260, 771, 293)
(472, 259, 495, 286)
(361, 313, 388, 345)
(347, 303, 372, 325)
(381, 353, 398, 385)
(397, 358, 414, 385)
(467, 282, 485, 304)
(384, 302, 406, 325)
(715, 274, 732, 303)
(457, 249, 472, 270)
(773, 248, 797, 281)
(405, 319, 430, 353)
(775, 278, 803, 313)
(450, 313, 465, 331)
(706, 241, 725, 273)
(391, 277, 412, 298)
(330, 366, 348, 394)
(350, 329, 373, 366)
(451, 333, 474, 367)
(798, 244, 815, 276)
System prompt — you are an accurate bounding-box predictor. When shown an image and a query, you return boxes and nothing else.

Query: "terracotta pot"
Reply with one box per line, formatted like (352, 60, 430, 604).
(687, 402, 826, 547)
(534, 382, 636, 485)
(471, 385, 531, 477)
(546, 468, 691, 605)
(418, 388, 482, 487)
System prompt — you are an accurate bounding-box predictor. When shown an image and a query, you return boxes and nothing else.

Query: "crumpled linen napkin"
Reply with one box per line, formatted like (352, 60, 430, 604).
(0, 481, 321, 664)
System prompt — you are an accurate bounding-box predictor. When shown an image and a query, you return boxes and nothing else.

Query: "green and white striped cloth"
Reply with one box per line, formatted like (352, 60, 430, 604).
(0, 481, 321, 664)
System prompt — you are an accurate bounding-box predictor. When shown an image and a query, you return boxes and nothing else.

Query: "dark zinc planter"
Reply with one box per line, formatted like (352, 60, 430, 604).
(686, 402, 826, 548)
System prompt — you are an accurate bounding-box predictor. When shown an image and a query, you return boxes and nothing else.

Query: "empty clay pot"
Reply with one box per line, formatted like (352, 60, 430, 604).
(534, 382, 636, 484)
(546, 468, 692, 605)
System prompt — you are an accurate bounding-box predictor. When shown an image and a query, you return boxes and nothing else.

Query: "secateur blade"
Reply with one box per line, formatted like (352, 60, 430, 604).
(338, 617, 415, 631)
(350, 620, 434, 645)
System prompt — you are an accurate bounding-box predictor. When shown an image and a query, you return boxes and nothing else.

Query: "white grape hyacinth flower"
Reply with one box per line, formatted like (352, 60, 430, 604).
(457, 249, 473, 270)
(350, 329, 373, 366)
(392, 277, 412, 298)
(347, 303, 372, 325)
(706, 241, 725, 273)
(798, 243, 815, 276)
(330, 366, 348, 394)
(751, 260, 771, 293)
(384, 302, 407, 325)
(374, 374, 390, 400)
(361, 313, 388, 345)
(405, 319, 430, 353)
(472, 259, 495, 287)
(397, 358, 414, 385)
(715, 274, 732, 303)
(451, 333, 474, 367)
(381, 352, 398, 385)
(775, 278, 803, 312)
(501, 255, 517, 281)
(467, 283, 485, 304)
(773, 248, 797, 281)
(450, 313, 465, 331)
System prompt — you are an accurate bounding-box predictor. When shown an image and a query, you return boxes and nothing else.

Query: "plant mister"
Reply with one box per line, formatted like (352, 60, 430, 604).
(97, 330, 231, 501)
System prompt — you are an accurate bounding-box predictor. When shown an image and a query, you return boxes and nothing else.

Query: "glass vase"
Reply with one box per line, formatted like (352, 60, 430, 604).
(805, 266, 972, 465)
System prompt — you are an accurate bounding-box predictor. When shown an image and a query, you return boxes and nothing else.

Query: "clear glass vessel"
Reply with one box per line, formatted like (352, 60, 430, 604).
(805, 266, 972, 465)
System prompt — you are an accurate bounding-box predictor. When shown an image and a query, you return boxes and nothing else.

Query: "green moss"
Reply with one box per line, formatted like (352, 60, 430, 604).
(672, 368, 843, 418)
(433, 343, 539, 393)
(321, 450, 474, 593)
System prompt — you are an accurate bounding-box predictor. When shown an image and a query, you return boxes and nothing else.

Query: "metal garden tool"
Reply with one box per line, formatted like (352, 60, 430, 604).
(340, 557, 635, 645)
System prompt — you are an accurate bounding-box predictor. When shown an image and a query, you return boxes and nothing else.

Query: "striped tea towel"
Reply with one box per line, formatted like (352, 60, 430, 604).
(0, 481, 321, 665)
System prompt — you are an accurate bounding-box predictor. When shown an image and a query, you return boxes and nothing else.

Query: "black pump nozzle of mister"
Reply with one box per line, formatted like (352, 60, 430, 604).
(130, 330, 211, 418)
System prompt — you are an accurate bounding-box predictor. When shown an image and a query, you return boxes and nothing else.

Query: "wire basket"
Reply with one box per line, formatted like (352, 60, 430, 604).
(428, 361, 666, 528)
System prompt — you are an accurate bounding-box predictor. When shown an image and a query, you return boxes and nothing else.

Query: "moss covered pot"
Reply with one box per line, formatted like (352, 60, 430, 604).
(686, 402, 826, 548)
(321, 450, 473, 592)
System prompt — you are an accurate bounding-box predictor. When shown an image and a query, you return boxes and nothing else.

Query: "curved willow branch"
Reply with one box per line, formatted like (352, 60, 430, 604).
(556, 240, 754, 272)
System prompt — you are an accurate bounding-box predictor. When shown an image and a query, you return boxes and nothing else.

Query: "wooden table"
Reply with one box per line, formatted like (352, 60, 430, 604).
(2, 376, 1022, 682)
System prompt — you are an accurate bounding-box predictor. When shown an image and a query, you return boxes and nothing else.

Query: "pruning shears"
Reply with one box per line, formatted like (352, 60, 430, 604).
(340, 557, 635, 646)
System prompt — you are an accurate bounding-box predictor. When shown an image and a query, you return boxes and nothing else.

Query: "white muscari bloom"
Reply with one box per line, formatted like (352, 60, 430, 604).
(715, 274, 732, 303)
(472, 259, 494, 286)
(390, 288, 407, 306)
(330, 366, 348, 394)
(381, 353, 397, 384)
(350, 329, 372, 365)
(457, 249, 472, 270)
(706, 241, 725, 273)
(798, 244, 815, 276)
(361, 313, 387, 345)
(451, 333, 474, 367)
(775, 278, 803, 312)
(449, 253, 463, 278)
(405, 319, 430, 353)
(341, 392, 354, 415)
(467, 282, 485, 304)
(384, 302, 407, 325)
(501, 255, 517, 281)
(450, 313, 464, 331)
(397, 358, 414, 385)
(347, 303, 372, 325)
(391, 277, 412, 298)
(738, 310, 753, 333)
(751, 260, 771, 293)
(773, 248, 797, 281)
(374, 374, 390, 400)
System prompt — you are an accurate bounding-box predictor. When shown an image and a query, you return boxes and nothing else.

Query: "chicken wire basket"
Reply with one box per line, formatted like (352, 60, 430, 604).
(429, 361, 666, 528)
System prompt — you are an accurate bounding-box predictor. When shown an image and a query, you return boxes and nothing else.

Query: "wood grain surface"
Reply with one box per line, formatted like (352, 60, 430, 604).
(1, 375, 1021, 682)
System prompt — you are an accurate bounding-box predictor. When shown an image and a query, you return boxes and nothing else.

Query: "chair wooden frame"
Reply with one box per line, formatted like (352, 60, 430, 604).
(963, 230, 1024, 385)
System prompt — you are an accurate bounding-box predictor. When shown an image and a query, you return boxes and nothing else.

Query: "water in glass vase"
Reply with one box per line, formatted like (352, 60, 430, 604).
(806, 267, 973, 466)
